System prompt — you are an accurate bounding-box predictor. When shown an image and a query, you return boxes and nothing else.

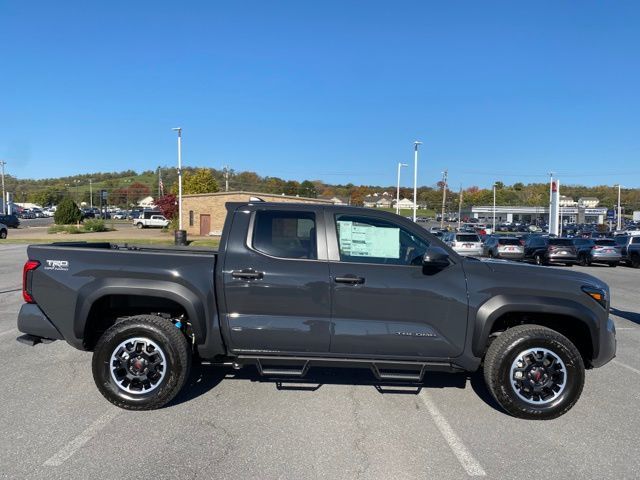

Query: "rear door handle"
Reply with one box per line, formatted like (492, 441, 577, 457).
(232, 269, 264, 280)
(334, 275, 365, 285)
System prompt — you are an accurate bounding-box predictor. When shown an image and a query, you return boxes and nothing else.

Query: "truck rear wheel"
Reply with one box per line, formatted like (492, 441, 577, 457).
(483, 324, 585, 420)
(92, 315, 191, 410)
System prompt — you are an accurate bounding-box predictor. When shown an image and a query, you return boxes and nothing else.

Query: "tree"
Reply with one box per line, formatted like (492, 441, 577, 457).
(155, 194, 178, 220)
(32, 187, 63, 207)
(182, 168, 219, 195)
(284, 180, 300, 196)
(54, 198, 82, 224)
(299, 180, 317, 198)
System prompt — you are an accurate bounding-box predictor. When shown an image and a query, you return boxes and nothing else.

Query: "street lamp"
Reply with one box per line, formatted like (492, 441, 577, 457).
(492, 183, 497, 233)
(0, 160, 6, 215)
(396, 163, 408, 215)
(73, 179, 80, 203)
(616, 184, 623, 231)
(89, 179, 93, 209)
(413, 141, 422, 222)
(172, 127, 183, 231)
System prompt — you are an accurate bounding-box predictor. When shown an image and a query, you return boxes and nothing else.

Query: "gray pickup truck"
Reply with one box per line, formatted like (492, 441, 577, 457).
(17, 202, 616, 419)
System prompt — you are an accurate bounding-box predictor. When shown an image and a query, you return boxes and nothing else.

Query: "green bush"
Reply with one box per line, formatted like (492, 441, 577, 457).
(48, 225, 81, 234)
(54, 198, 82, 225)
(83, 219, 107, 232)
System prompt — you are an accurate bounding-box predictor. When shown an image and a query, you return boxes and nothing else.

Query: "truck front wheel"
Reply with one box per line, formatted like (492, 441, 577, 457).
(92, 315, 191, 410)
(483, 324, 585, 420)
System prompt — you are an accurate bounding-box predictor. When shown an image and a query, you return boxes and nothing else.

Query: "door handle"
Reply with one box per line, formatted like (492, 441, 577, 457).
(231, 269, 264, 280)
(334, 275, 365, 285)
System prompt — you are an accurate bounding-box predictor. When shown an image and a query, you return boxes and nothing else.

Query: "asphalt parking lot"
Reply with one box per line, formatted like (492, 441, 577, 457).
(1, 244, 639, 479)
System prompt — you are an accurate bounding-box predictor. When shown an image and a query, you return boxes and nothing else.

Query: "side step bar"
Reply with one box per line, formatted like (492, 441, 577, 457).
(235, 355, 462, 380)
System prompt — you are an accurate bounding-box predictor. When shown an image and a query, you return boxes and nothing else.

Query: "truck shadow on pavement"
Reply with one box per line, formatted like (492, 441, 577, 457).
(170, 364, 503, 413)
(610, 307, 640, 326)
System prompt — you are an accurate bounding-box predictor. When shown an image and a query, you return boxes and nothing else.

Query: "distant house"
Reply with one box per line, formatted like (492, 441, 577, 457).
(395, 198, 415, 209)
(320, 196, 349, 205)
(363, 192, 394, 208)
(578, 197, 600, 208)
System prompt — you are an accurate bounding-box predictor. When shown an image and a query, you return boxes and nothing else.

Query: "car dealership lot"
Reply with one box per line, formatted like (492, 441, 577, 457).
(0, 244, 638, 479)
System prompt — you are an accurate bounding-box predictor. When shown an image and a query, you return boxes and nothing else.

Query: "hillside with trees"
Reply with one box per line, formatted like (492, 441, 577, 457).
(4, 167, 639, 213)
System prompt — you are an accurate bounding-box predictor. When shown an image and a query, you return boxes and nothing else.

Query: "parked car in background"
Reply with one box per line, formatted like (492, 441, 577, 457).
(573, 238, 621, 267)
(443, 232, 483, 256)
(134, 214, 170, 229)
(614, 235, 640, 266)
(0, 223, 7, 239)
(483, 236, 525, 260)
(0, 214, 20, 228)
(627, 242, 640, 268)
(523, 237, 578, 266)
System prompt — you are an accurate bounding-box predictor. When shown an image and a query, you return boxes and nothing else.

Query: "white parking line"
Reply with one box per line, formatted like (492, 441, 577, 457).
(43, 409, 120, 466)
(420, 391, 486, 477)
(612, 360, 640, 375)
(0, 329, 17, 338)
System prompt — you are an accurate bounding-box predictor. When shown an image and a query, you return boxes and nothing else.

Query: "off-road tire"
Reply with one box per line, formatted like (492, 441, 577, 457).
(483, 324, 585, 420)
(92, 315, 191, 410)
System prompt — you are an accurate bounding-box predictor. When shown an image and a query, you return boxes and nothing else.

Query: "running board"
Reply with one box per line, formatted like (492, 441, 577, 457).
(255, 359, 310, 378)
(235, 355, 462, 380)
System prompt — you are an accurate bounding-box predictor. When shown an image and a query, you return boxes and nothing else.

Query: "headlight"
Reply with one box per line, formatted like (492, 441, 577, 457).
(581, 286, 607, 309)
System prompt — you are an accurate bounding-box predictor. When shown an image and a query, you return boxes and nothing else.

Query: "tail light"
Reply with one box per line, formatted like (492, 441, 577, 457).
(22, 260, 40, 303)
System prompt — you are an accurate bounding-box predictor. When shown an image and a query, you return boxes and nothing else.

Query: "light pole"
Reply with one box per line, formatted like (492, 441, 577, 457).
(396, 162, 408, 215)
(457, 185, 463, 230)
(89, 179, 93, 209)
(492, 183, 497, 233)
(440, 170, 448, 229)
(413, 141, 422, 222)
(73, 179, 80, 204)
(173, 127, 183, 231)
(617, 184, 622, 231)
(548, 171, 554, 205)
(0, 160, 6, 215)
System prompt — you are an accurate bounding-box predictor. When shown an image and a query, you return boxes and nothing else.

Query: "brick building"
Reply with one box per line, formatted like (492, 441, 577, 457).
(181, 191, 333, 236)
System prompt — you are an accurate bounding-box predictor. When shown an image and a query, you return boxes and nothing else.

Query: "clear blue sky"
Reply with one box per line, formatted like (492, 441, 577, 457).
(1, 1, 639, 189)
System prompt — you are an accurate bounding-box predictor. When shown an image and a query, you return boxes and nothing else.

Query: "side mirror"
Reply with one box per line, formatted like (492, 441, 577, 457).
(422, 246, 450, 270)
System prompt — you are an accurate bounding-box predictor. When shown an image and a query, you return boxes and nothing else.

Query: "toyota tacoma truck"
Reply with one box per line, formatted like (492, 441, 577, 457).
(17, 202, 616, 419)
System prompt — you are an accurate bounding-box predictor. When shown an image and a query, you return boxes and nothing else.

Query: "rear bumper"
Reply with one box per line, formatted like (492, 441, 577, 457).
(591, 254, 621, 263)
(591, 317, 617, 368)
(497, 252, 524, 260)
(457, 249, 484, 257)
(17, 304, 64, 342)
(548, 255, 578, 264)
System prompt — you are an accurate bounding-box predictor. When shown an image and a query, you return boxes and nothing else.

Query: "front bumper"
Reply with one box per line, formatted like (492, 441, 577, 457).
(591, 317, 617, 368)
(17, 304, 64, 342)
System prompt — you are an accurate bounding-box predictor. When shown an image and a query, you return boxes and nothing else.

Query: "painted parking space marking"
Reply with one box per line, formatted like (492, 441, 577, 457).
(612, 360, 640, 375)
(420, 391, 486, 477)
(43, 409, 120, 467)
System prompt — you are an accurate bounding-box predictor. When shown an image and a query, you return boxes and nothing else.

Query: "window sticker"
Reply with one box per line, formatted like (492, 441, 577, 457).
(338, 221, 400, 258)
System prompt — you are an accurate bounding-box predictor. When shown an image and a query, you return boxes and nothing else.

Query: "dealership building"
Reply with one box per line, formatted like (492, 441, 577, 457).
(461, 205, 608, 224)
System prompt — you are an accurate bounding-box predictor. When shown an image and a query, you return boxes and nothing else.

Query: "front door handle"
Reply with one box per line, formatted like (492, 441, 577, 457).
(334, 275, 365, 285)
(232, 269, 264, 280)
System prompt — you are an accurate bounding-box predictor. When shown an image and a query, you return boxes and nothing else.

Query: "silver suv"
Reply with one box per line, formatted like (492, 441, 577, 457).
(483, 236, 524, 260)
(444, 232, 483, 256)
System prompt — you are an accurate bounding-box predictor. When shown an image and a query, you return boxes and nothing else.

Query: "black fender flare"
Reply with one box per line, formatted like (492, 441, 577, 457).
(74, 279, 207, 346)
(472, 294, 600, 358)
